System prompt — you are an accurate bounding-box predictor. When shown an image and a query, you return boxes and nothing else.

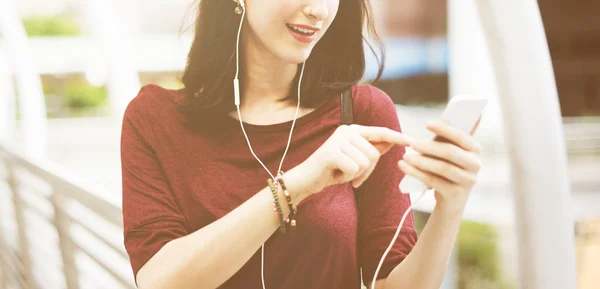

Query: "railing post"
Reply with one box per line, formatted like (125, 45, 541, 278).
(7, 164, 36, 289)
(0, 149, 8, 289)
(50, 191, 80, 289)
(0, 195, 7, 289)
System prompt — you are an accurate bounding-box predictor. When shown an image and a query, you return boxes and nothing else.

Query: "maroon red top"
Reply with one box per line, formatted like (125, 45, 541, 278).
(121, 84, 417, 288)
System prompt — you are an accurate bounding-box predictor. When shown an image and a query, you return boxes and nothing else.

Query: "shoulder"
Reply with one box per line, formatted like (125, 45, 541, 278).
(124, 84, 182, 120)
(122, 84, 185, 141)
(350, 84, 402, 132)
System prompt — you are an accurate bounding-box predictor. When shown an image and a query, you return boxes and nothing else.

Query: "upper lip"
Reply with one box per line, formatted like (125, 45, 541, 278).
(287, 23, 321, 32)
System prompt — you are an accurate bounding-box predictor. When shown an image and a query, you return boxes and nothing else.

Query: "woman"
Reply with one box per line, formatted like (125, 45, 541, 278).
(121, 0, 483, 288)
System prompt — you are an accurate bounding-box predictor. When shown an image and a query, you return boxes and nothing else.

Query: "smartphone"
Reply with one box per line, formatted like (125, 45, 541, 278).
(399, 96, 488, 194)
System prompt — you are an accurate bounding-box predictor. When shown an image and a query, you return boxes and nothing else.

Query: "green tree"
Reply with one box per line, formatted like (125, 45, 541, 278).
(22, 16, 80, 36)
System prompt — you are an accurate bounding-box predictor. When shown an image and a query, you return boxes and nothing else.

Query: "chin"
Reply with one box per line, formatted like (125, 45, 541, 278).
(279, 46, 315, 64)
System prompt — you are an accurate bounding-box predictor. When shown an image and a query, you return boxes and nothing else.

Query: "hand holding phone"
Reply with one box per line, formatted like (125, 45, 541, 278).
(399, 96, 488, 194)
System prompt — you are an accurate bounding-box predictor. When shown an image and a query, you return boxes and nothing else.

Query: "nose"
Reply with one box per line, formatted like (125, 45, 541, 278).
(303, 1, 328, 21)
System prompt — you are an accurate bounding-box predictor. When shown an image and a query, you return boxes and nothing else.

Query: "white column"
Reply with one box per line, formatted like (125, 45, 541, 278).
(475, 2, 577, 289)
(85, 0, 141, 121)
(445, 1, 499, 288)
(0, 0, 47, 157)
(0, 49, 16, 143)
(448, 0, 504, 144)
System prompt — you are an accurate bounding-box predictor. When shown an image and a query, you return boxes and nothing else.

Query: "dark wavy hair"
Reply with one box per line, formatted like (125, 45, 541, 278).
(178, 0, 385, 127)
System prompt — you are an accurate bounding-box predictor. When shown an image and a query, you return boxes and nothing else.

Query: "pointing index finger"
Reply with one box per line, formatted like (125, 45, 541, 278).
(352, 125, 414, 146)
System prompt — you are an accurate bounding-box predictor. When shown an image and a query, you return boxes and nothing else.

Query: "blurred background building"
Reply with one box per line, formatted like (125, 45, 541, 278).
(1, 0, 599, 289)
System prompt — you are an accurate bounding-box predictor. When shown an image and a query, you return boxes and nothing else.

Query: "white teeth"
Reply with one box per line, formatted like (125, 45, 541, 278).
(288, 24, 314, 35)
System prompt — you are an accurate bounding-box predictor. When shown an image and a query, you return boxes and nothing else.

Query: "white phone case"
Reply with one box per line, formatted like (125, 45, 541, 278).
(399, 96, 488, 194)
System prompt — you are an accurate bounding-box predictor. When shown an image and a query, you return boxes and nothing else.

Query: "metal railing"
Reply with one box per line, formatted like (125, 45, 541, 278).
(0, 142, 135, 289)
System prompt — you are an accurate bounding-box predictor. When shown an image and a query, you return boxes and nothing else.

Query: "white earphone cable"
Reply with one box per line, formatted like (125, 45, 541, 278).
(233, 3, 305, 289)
(370, 189, 430, 289)
(233, 3, 427, 289)
(235, 63, 304, 289)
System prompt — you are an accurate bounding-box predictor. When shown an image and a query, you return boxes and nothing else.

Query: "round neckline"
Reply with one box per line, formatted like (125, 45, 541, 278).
(224, 95, 340, 133)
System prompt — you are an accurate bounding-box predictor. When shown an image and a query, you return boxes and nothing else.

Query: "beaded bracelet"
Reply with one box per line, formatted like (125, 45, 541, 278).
(267, 178, 286, 235)
(276, 171, 297, 236)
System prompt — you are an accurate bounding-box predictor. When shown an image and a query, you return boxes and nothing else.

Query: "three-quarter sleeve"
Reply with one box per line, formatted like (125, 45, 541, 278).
(355, 86, 418, 285)
(121, 86, 189, 283)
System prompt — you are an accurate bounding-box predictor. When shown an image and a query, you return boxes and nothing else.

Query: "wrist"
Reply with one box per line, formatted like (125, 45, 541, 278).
(282, 165, 314, 205)
(275, 186, 291, 217)
(434, 195, 468, 216)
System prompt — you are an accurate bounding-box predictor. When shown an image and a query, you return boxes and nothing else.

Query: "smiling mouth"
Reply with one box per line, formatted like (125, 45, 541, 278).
(286, 24, 316, 36)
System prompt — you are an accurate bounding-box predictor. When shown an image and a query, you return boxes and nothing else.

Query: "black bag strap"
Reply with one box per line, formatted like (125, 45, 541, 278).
(341, 87, 354, 125)
(340, 87, 361, 211)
